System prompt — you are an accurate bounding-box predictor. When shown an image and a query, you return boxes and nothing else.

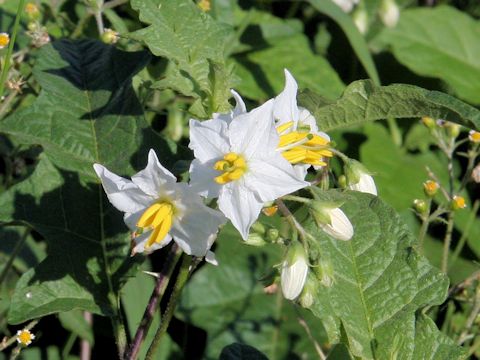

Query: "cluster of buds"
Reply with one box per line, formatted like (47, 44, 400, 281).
(244, 221, 281, 247)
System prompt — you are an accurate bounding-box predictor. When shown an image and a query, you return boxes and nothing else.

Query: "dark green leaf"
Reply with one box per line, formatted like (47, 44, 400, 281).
(300, 80, 480, 131)
(220, 343, 269, 360)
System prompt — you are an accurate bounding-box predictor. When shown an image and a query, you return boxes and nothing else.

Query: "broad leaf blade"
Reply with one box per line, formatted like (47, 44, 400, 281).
(0, 40, 173, 324)
(299, 80, 480, 131)
(306, 190, 466, 359)
(129, 0, 234, 115)
(380, 6, 480, 104)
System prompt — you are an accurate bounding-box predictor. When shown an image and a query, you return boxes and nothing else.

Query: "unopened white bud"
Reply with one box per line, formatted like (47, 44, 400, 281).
(344, 159, 377, 195)
(353, 7, 368, 34)
(320, 208, 354, 241)
(281, 243, 309, 300)
(379, 0, 400, 28)
(332, 0, 358, 13)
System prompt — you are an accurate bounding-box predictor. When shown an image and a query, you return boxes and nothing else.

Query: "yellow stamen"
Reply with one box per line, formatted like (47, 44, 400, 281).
(136, 202, 175, 249)
(277, 121, 295, 134)
(213, 152, 247, 184)
(277, 127, 333, 166)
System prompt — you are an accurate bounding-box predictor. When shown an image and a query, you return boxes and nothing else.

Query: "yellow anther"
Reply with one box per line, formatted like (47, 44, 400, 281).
(277, 126, 333, 166)
(137, 203, 162, 228)
(277, 121, 295, 134)
(213, 152, 247, 184)
(136, 202, 175, 249)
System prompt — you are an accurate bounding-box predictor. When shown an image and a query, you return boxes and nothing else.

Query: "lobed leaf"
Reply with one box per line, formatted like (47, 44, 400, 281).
(0, 40, 174, 324)
(299, 80, 480, 131)
(306, 190, 467, 359)
(380, 6, 480, 105)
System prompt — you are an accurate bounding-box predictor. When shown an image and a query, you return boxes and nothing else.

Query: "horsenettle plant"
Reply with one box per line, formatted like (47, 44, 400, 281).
(1, 1, 480, 359)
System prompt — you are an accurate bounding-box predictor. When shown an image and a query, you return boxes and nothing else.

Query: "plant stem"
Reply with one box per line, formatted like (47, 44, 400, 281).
(0, 0, 25, 99)
(441, 211, 455, 273)
(0, 228, 29, 285)
(282, 195, 311, 204)
(450, 200, 479, 269)
(417, 199, 431, 253)
(457, 289, 480, 345)
(62, 333, 77, 359)
(145, 254, 193, 360)
(386, 118, 402, 147)
(80, 312, 93, 360)
(102, 0, 128, 10)
(112, 313, 127, 358)
(124, 243, 182, 360)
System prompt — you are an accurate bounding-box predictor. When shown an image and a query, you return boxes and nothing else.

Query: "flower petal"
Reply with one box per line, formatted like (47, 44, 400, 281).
(217, 182, 263, 240)
(348, 173, 378, 195)
(93, 164, 152, 214)
(189, 118, 230, 162)
(205, 250, 218, 265)
(273, 69, 300, 126)
(321, 208, 354, 241)
(131, 149, 176, 197)
(245, 156, 308, 202)
(132, 231, 173, 255)
(170, 192, 226, 256)
(229, 99, 278, 158)
(189, 158, 222, 198)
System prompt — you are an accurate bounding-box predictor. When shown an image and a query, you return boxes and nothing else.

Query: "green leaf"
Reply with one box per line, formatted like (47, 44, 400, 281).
(307, 0, 380, 85)
(220, 343, 269, 360)
(232, 34, 344, 101)
(299, 80, 480, 132)
(177, 223, 328, 359)
(380, 6, 480, 104)
(129, 0, 234, 116)
(306, 190, 466, 359)
(0, 40, 174, 324)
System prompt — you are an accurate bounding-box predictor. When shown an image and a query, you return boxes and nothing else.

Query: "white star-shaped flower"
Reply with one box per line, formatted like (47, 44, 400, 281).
(94, 150, 226, 262)
(189, 99, 309, 239)
(274, 69, 333, 178)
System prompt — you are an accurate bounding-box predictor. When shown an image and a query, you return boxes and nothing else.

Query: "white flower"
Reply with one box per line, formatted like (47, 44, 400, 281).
(379, 0, 400, 28)
(16, 329, 35, 346)
(281, 243, 309, 300)
(189, 99, 308, 240)
(274, 69, 333, 178)
(94, 149, 226, 261)
(0, 33, 9, 49)
(320, 208, 354, 241)
(332, 0, 359, 13)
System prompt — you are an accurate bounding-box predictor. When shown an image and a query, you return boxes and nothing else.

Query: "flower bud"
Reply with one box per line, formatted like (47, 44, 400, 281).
(451, 195, 466, 210)
(266, 228, 280, 242)
(0, 33, 10, 49)
(423, 180, 439, 197)
(338, 174, 347, 189)
(472, 163, 480, 183)
(413, 199, 428, 215)
(101, 28, 119, 44)
(353, 7, 368, 34)
(313, 259, 334, 288)
(281, 243, 309, 300)
(344, 159, 377, 195)
(421, 116, 436, 129)
(379, 0, 400, 28)
(445, 122, 461, 139)
(245, 232, 267, 247)
(469, 130, 480, 144)
(197, 0, 211, 12)
(310, 202, 354, 241)
(25, 3, 40, 20)
(332, 0, 359, 13)
(299, 275, 318, 308)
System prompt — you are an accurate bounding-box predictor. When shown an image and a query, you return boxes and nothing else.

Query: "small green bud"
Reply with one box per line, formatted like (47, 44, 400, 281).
(25, 3, 40, 20)
(266, 228, 280, 242)
(421, 116, 436, 129)
(446, 122, 461, 139)
(101, 28, 119, 44)
(251, 221, 266, 235)
(423, 180, 439, 197)
(338, 175, 347, 189)
(413, 199, 428, 215)
(299, 274, 318, 308)
(451, 195, 466, 211)
(245, 232, 267, 247)
(313, 259, 334, 288)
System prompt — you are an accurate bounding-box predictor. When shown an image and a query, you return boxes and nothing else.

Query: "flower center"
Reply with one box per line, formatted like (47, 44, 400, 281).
(136, 201, 174, 249)
(17, 330, 33, 345)
(276, 121, 333, 166)
(0, 34, 10, 48)
(213, 152, 247, 184)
